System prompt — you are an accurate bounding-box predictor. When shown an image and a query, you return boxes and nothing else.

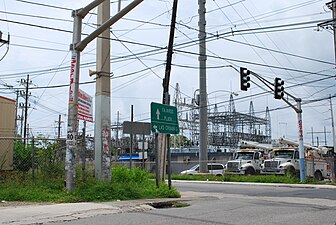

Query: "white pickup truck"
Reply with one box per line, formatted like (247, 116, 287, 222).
(224, 149, 264, 175)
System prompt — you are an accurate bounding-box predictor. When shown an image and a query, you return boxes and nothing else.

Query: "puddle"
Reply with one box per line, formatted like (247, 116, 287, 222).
(149, 201, 190, 209)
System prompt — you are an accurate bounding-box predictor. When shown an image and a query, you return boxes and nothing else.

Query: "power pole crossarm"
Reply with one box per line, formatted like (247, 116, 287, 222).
(76, 0, 144, 52)
(77, 0, 107, 18)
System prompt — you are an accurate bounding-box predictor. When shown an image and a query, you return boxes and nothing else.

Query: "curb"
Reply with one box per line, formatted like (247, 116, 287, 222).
(171, 179, 336, 189)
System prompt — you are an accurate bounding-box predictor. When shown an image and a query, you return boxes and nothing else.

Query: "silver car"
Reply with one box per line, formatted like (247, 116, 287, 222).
(180, 163, 225, 176)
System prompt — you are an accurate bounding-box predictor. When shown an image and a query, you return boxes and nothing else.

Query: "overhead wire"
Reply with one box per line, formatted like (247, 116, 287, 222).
(0, 15, 332, 77)
(1, 1, 334, 99)
(238, 0, 320, 99)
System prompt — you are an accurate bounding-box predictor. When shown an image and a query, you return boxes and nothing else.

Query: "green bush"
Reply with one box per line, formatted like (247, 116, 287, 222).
(13, 141, 32, 171)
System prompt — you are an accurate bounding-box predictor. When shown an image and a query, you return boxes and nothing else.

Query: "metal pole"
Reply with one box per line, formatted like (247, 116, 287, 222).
(167, 134, 171, 189)
(330, 95, 336, 153)
(32, 136, 35, 181)
(330, 1, 336, 183)
(198, 0, 208, 173)
(297, 99, 306, 182)
(155, 133, 160, 187)
(58, 114, 61, 139)
(332, 1, 336, 66)
(311, 127, 314, 146)
(94, 0, 111, 180)
(20, 107, 24, 138)
(116, 111, 119, 147)
(142, 134, 145, 169)
(324, 126, 327, 145)
(23, 75, 29, 145)
(329, 95, 336, 182)
(130, 105, 133, 169)
(15, 90, 19, 137)
(81, 121, 86, 178)
(118, 0, 121, 12)
(65, 10, 82, 192)
(76, 0, 144, 51)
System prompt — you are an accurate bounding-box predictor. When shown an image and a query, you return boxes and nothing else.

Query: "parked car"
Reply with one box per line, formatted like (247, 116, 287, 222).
(180, 163, 225, 176)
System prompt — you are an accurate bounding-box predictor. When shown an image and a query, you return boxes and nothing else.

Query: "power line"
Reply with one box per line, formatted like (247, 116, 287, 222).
(15, 0, 72, 11)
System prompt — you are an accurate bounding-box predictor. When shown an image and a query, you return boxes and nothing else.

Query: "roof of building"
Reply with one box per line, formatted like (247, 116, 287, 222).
(0, 95, 15, 103)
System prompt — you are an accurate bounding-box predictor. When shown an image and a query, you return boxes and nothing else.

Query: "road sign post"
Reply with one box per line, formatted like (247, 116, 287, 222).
(151, 102, 179, 189)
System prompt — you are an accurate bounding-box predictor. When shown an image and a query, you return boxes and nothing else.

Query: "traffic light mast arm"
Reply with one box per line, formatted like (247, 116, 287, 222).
(250, 71, 274, 92)
(244, 68, 305, 182)
(250, 71, 302, 113)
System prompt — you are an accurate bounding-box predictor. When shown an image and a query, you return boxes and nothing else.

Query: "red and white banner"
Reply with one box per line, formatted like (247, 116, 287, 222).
(69, 53, 77, 103)
(78, 89, 93, 123)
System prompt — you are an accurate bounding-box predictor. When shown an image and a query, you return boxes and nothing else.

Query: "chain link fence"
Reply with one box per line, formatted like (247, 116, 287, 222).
(1, 136, 335, 182)
(0, 136, 94, 181)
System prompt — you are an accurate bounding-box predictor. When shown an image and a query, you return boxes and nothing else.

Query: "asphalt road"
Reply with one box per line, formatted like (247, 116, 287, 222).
(44, 181, 336, 225)
(174, 181, 336, 200)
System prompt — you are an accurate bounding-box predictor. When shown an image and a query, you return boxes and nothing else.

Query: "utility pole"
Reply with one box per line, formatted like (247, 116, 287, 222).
(311, 127, 314, 146)
(307, 127, 331, 146)
(198, 0, 208, 173)
(14, 90, 19, 137)
(94, 0, 111, 180)
(329, 95, 336, 182)
(22, 75, 30, 145)
(56, 114, 62, 139)
(116, 111, 120, 147)
(332, 1, 336, 64)
(157, 0, 178, 187)
(130, 105, 133, 169)
(65, 5, 83, 192)
(20, 106, 24, 138)
(65, 0, 144, 192)
(81, 121, 86, 177)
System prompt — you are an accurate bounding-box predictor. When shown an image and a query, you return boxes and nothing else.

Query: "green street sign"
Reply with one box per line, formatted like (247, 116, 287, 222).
(150, 102, 179, 134)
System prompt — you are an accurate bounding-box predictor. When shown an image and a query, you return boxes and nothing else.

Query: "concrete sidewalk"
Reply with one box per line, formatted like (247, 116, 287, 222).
(0, 198, 181, 225)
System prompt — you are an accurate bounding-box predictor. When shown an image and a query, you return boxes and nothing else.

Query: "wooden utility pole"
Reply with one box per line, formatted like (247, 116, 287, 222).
(23, 75, 30, 145)
(157, 0, 178, 188)
(56, 114, 63, 139)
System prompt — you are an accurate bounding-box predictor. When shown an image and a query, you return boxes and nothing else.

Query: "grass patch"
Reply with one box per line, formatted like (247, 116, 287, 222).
(172, 173, 335, 185)
(0, 166, 180, 203)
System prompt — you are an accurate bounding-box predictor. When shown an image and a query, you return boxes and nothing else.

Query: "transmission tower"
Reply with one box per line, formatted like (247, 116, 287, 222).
(249, 101, 256, 136)
(228, 94, 236, 135)
(173, 83, 198, 146)
(265, 106, 271, 143)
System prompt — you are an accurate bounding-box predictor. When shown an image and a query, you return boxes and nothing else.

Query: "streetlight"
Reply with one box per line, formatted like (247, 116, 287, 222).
(194, 89, 238, 106)
(207, 90, 238, 96)
(89, 70, 114, 78)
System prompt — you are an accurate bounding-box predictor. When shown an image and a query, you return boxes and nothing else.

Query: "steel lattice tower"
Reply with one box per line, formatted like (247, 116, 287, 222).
(265, 106, 271, 143)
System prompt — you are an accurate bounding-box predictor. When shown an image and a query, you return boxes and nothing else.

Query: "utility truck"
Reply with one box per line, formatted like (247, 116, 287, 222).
(224, 149, 264, 175)
(261, 148, 332, 180)
(261, 148, 299, 176)
(305, 154, 332, 181)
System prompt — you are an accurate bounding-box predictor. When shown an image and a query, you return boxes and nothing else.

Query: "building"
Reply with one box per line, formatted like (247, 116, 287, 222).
(0, 95, 16, 170)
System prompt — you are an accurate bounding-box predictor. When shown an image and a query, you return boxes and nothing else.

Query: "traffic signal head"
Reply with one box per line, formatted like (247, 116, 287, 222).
(240, 67, 250, 91)
(274, 77, 284, 99)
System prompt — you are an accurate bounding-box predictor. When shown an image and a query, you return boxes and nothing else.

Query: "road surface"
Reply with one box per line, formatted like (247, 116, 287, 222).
(41, 181, 336, 225)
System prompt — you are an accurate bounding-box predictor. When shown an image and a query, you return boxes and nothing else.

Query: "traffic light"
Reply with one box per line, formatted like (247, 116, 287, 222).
(240, 67, 250, 91)
(274, 77, 284, 99)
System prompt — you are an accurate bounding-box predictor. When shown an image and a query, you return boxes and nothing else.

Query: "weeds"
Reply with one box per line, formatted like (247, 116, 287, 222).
(0, 166, 180, 203)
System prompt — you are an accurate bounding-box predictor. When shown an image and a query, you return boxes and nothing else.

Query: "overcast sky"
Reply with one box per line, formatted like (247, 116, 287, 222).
(0, 0, 335, 146)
